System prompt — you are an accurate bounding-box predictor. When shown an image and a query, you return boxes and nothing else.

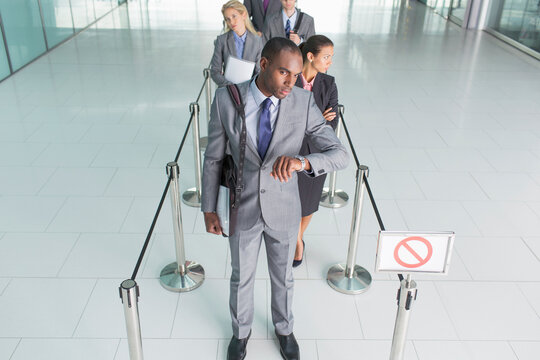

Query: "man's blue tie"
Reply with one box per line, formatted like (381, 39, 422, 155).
(285, 19, 291, 39)
(258, 98, 273, 159)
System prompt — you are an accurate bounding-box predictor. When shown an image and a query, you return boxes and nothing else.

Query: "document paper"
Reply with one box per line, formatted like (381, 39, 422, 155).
(224, 56, 255, 84)
(217, 185, 230, 236)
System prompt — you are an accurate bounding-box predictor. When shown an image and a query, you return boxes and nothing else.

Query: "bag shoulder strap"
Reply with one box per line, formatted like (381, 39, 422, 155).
(225, 84, 247, 209)
(293, 11, 303, 33)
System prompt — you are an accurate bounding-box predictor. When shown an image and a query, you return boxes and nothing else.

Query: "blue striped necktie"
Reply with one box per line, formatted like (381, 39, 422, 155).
(258, 98, 273, 159)
(285, 19, 291, 39)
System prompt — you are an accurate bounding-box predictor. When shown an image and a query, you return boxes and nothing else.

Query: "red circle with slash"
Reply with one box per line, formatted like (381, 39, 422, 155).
(394, 236, 433, 268)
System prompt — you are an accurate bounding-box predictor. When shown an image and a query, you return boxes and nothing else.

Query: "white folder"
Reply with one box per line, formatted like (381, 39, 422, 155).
(224, 55, 255, 84)
(216, 185, 230, 236)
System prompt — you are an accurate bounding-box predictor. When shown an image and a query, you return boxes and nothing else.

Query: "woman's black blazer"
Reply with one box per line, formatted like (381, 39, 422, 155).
(294, 72, 339, 130)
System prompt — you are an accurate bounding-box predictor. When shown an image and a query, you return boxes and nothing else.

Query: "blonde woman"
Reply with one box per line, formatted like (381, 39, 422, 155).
(210, 0, 264, 87)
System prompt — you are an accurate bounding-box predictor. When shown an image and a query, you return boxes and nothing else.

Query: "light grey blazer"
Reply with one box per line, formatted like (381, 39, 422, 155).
(262, 9, 316, 43)
(202, 81, 349, 231)
(210, 31, 264, 87)
(244, 0, 282, 32)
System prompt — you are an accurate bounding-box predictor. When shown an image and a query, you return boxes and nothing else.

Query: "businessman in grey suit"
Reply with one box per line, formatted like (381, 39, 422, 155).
(262, 0, 315, 45)
(210, 29, 264, 87)
(244, 0, 281, 32)
(202, 38, 348, 360)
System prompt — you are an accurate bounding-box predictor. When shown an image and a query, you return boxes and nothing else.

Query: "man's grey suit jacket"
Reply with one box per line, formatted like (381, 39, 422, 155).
(210, 31, 264, 87)
(202, 81, 349, 232)
(262, 9, 316, 43)
(244, 0, 281, 32)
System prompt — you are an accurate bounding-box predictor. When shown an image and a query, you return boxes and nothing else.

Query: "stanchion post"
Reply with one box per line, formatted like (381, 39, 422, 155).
(182, 103, 203, 207)
(320, 104, 349, 208)
(389, 274, 417, 360)
(119, 279, 144, 360)
(200, 67, 212, 149)
(160, 161, 205, 292)
(327, 165, 372, 294)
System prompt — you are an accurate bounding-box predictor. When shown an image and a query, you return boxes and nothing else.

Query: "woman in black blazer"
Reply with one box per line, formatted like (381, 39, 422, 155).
(294, 35, 338, 267)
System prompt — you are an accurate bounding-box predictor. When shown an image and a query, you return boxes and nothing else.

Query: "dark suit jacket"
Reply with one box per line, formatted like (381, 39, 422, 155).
(262, 8, 316, 43)
(210, 30, 264, 87)
(244, 0, 281, 32)
(295, 72, 338, 131)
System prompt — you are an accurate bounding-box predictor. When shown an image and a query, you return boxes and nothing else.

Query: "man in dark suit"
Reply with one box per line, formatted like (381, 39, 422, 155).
(244, 0, 281, 32)
(202, 37, 349, 360)
(262, 0, 315, 45)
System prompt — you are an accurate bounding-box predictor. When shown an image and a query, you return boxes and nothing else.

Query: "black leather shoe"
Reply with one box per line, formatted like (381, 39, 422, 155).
(227, 330, 251, 360)
(292, 240, 305, 268)
(276, 331, 300, 360)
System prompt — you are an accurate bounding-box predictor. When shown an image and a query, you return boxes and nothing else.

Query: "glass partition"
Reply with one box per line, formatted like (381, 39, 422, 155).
(94, 0, 113, 19)
(0, 33, 10, 80)
(40, 0, 75, 48)
(71, 0, 96, 30)
(0, 0, 47, 71)
(487, 0, 540, 54)
(448, 0, 469, 25)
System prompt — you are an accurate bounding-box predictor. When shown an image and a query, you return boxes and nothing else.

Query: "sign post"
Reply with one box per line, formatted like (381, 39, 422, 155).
(376, 231, 455, 360)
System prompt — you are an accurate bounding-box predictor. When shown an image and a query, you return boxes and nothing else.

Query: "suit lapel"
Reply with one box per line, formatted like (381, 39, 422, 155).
(226, 31, 236, 58)
(236, 81, 262, 162)
(277, 13, 286, 37)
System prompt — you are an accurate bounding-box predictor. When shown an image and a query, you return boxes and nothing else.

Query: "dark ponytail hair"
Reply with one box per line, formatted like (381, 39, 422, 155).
(299, 35, 334, 63)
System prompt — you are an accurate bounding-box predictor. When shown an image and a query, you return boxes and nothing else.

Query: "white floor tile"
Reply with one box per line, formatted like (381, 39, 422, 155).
(0, 166, 55, 195)
(462, 201, 540, 237)
(0, 196, 65, 232)
(471, 173, 540, 201)
(0, 233, 78, 277)
(317, 340, 418, 360)
(92, 144, 156, 167)
(413, 340, 518, 360)
(518, 283, 540, 318)
(290, 280, 364, 339)
(397, 200, 481, 236)
(48, 197, 132, 232)
(106, 281, 177, 335)
(141, 233, 228, 279)
(33, 143, 103, 167)
(59, 233, 148, 278)
(0, 123, 41, 142)
(0, 339, 20, 360)
(523, 237, 540, 260)
(485, 129, 540, 149)
(387, 128, 448, 148)
(72, 107, 128, 124)
(437, 129, 500, 148)
(456, 237, 540, 281)
(133, 125, 189, 144)
(436, 282, 540, 340)
(115, 339, 217, 360)
(355, 280, 458, 340)
(24, 106, 82, 123)
(170, 278, 268, 339)
(372, 148, 437, 172)
(40, 167, 116, 196)
(0, 277, 10, 295)
(105, 168, 165, 196)
(26, 123, 91, 143)
(426, 148, 495, 172)
(0, 278, 95, 337)
(81, 124, 141, 143)
(11, 339, 119, 360)
(0, 143, 48, 166)
(510, 342, 540, 360)
(413, 172, 488, 201)
(480, 149, 540, 173)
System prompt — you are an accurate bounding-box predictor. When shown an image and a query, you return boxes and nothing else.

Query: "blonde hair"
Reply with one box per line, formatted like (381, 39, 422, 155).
(221, 0, 258, 35)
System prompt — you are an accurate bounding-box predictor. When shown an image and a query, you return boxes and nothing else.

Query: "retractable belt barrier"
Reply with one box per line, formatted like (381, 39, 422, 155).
(119, 71, 210, 360)
(331, 106, 456, 360)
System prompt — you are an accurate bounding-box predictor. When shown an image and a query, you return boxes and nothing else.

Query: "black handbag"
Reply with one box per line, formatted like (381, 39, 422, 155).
(220, 84, 247, 237)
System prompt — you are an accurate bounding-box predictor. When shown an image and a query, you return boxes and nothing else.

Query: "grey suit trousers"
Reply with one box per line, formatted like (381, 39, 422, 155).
(229, 217, 297, 339)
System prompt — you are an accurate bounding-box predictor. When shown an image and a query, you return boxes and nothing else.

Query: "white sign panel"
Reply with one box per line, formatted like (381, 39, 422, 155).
(376, 231, 455, 274)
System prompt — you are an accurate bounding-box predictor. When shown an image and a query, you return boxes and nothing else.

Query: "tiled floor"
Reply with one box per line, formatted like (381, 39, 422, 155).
(1, 0, 540, 359)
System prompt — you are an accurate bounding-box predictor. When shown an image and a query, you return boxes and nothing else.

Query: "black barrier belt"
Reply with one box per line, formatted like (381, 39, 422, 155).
(131, 88, 200, 280)
(338, 107, 360, 169)
(195, 67, 211, 103)
(131, 178, 171, 280)
(341, 108, 404, 282)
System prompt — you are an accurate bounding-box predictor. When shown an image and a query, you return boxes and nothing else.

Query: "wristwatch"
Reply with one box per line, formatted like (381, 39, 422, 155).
(294, 155, 306, 172)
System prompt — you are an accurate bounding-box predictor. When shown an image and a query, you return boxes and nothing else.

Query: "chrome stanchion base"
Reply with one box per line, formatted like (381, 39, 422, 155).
(160, 261, 205, 292)
(320, 188, 349, 208)
(182, 188, 201, 207)
(327, 263, 372, 295)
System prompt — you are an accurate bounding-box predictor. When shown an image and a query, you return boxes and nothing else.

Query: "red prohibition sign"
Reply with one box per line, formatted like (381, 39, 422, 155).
(394, 236, 433, 268)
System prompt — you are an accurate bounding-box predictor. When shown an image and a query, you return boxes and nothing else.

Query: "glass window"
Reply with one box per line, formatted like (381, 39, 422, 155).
(71, 0, 96, 30)
(0, 0, 47, 71)
(94, 0, 113, 19)
(488, 0, 540, 53)
(40, 0, 75, 48)
(0, 34, 10, 80)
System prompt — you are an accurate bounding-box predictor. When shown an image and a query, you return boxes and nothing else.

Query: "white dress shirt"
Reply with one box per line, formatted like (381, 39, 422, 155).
(245, 77, 280, 151)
